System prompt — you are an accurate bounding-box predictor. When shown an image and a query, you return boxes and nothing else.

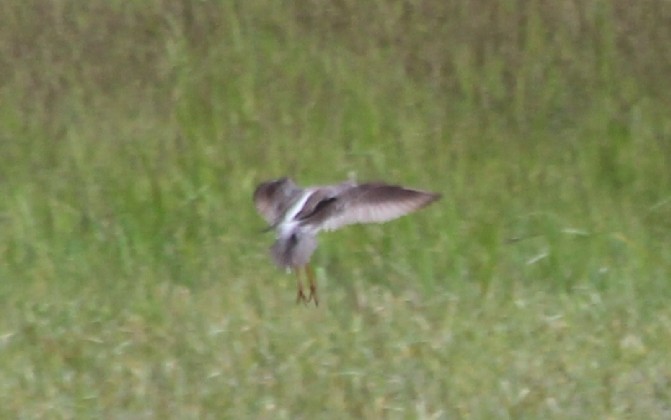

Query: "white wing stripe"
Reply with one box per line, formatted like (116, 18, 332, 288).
(282, 190, 314, 224)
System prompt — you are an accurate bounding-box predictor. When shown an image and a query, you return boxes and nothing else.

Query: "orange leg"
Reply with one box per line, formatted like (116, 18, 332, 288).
(305, 264, 318, 306)
(296, 269, 308, 304)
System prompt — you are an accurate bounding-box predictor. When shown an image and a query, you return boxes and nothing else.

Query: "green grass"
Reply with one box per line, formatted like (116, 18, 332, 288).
(1, 0, 671, 417)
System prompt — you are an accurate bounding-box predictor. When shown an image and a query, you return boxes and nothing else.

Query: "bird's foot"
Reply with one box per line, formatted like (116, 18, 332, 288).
(305, 265, 319, 307)
(295, 265, 318, 306)
(296, 289, 318, 306)
(307, 283, 319, 307)
(296, 288, 309, 305)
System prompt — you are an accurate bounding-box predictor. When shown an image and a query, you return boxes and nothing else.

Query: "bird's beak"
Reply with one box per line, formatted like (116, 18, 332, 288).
(259, 222, 278, 234)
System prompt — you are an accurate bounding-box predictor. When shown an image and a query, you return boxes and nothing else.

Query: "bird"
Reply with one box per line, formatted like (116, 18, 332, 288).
(253, 177, 441, 306)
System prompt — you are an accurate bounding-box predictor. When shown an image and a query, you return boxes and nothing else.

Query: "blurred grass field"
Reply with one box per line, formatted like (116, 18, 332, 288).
(1, 0, 671, 417)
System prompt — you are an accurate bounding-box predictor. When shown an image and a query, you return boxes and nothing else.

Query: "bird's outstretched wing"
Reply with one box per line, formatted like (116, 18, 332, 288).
(309, 183, 441, 232)
(253, 178, 301, 224)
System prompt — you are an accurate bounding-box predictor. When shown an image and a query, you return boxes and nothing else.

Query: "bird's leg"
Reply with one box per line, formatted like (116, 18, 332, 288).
(295, 268, 308, 304)
(305, 264, 318, 306)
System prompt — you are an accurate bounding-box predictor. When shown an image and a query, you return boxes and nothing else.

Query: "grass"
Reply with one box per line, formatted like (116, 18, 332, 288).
(1, 0, 671, 417)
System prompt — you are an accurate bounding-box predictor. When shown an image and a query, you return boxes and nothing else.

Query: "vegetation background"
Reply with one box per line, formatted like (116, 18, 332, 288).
(1, 0, 670, 417)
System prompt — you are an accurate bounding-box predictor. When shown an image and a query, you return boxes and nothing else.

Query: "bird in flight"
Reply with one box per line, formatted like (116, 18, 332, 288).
(253, 177, 440, 306)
